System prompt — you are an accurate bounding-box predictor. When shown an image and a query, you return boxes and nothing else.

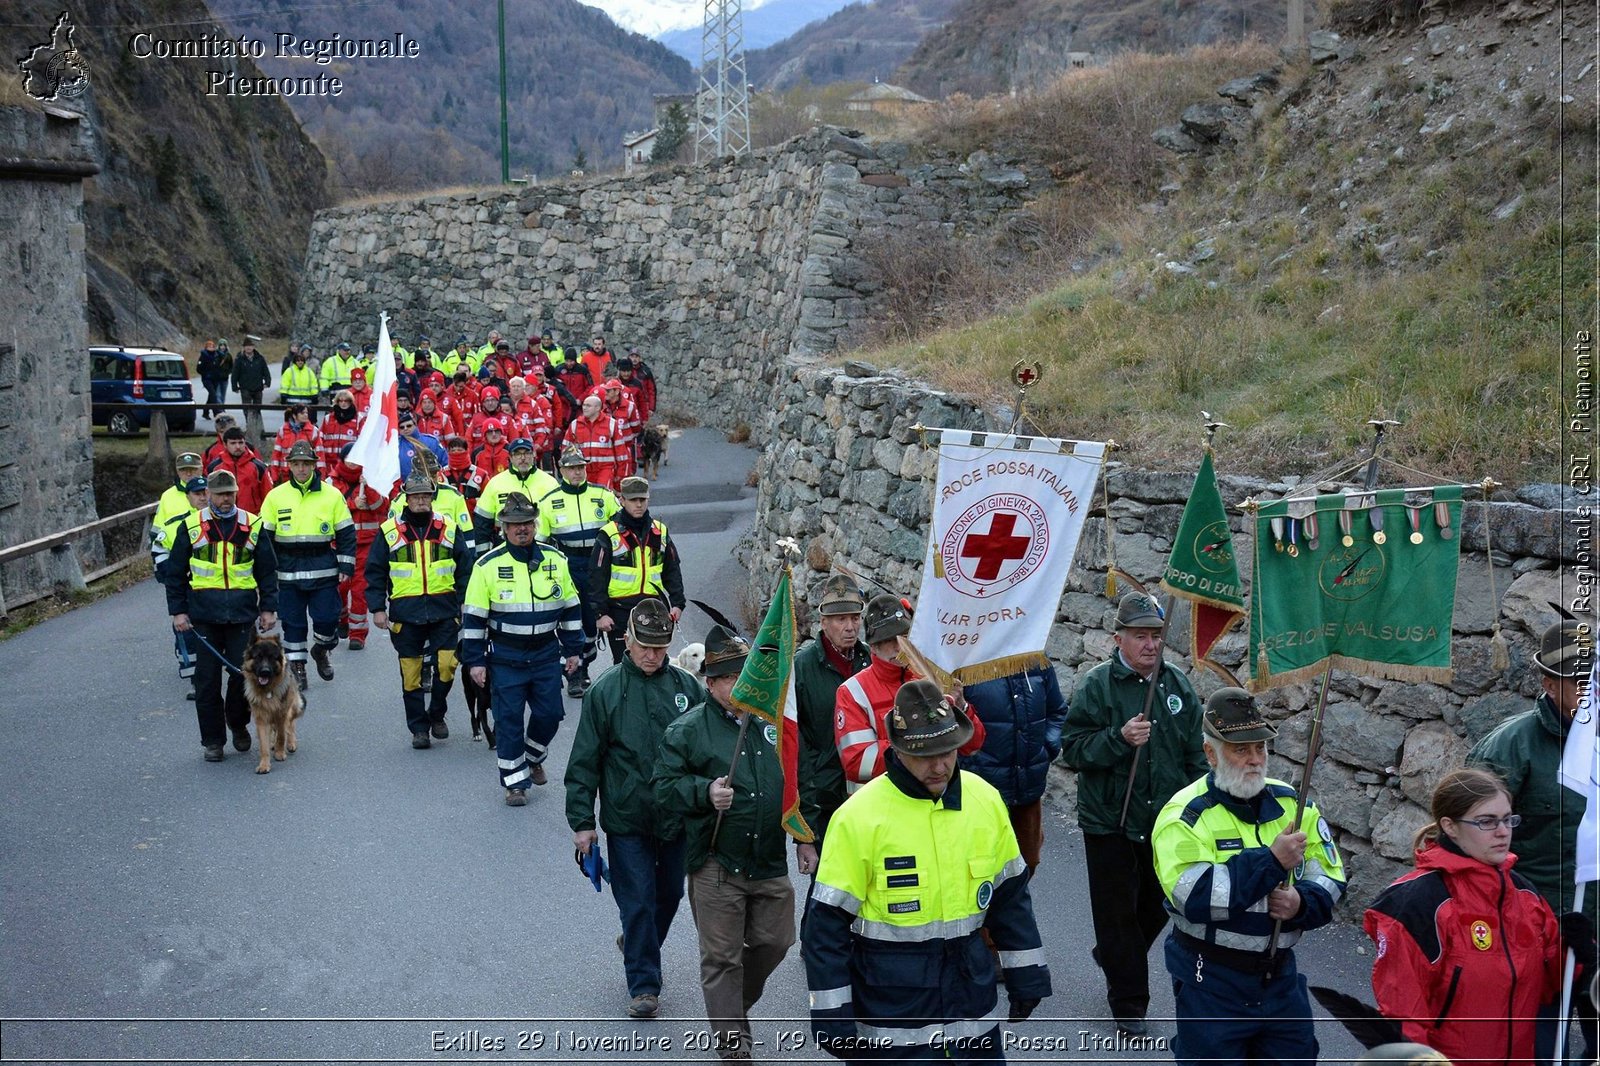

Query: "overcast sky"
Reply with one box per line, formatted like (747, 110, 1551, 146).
(580, 0, 775, 38)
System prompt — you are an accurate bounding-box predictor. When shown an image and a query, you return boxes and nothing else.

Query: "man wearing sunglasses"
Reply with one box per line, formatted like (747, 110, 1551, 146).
(1470, 619, 1599, 1063)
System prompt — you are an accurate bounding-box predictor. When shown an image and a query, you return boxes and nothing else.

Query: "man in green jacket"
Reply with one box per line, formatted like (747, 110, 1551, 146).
(565, 598, 706, 1021)
(1061, 591, 1206, 1038)
(654, 624, 815, 1060)
(794, 574, 870, 851)
(1469, 618, 1597, 1062)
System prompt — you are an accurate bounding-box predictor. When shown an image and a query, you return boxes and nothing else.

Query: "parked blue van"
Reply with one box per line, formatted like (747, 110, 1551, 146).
(90, 346, 196, 435)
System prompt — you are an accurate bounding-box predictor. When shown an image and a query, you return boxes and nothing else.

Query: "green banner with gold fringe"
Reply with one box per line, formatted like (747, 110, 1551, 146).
(1247, 486, 1463, 691)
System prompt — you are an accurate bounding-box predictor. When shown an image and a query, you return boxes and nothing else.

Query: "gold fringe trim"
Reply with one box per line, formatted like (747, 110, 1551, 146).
(1159, 583, 1247, 616)
(954, 652, 1051, 685)
(1247, 654, 1453, 693)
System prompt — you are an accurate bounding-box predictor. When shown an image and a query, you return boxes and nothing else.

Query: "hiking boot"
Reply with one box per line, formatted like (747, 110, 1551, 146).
(1115, 1017, 1148, 1037)
(203, 745, 225, 762)
(290, 661, 308, 693)
(566, 677, 584, 698)
(412, 732, 431, 749)
(185, 690, 197, 702)
(505, 788, 528, 807)
(336, 620, 349, 639)
(347, 638, 364, 651)
(430, 719, 449, 739)
(311, 646, 335, 681)
(627, 994, 659, 1019)
(232, 728, 251, 752)
(529, 763, 548, 786)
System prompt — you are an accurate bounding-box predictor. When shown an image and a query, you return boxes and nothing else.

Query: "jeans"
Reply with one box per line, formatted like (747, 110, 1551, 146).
(608, 833, 687, 997)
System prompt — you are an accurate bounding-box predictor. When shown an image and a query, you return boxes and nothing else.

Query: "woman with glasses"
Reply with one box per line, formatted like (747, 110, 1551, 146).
(1364, 767, 1564, 1065)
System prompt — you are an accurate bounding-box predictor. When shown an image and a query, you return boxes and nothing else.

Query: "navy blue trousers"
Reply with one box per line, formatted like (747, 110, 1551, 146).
(489, 652, 564, 790)
(1165, 936, 1317, 1066)
(278, 582, 341, 662)
(608, 833, 686, 997)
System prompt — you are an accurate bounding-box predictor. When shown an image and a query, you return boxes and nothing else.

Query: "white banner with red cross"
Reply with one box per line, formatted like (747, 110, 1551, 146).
(909, 430, 1107, 683)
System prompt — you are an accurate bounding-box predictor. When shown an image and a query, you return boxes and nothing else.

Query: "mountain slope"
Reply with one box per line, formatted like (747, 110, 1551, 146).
(746, 0, 961, 90)
(657, 0, 859, 61)
(212, 0, 694, 193)
(898, 0, 1296, 97)
(5, 0, 329, 342)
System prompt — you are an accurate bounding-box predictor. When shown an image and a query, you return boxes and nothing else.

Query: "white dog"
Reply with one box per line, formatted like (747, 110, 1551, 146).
(673, 642, 706, 674)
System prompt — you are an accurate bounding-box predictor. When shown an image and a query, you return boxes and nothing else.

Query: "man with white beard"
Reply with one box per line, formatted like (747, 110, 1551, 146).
(1151, 688, 1346, 1066)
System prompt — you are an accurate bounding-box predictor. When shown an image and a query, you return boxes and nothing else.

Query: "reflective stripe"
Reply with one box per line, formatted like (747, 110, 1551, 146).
(1301, 860, 1344, 903)
(993, 855, 1026, 886)
(1210, 865, 1232, 922)
(463, 605, 489, 618)
(838, 729, 877, 747)
(841, 676, 870, 712)
(857, 744, 880, 782)
(998, 947, 1046, 968)
(811, 882, 862, 916)
(809, 986, 852, 1010)
(281, 568, 339, 582)
(854, 1003, 1005, 1045)
(1171, 916, 1300, 953)
(494, 622, 564, 636)
(274, 534, 337, 544)
(503, 767, 531, 786)
(1171, 864, 1206, 910)
(497, 757, 523, 770)
(851, 912, 985, 942)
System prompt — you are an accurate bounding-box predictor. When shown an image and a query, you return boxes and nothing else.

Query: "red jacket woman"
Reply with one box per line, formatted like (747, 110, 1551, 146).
(1364, 768, 1562, 1066)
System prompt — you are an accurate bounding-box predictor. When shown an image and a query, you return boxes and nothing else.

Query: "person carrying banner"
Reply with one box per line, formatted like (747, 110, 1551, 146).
(1061, 590, 1206, 1036)
(1152, 687, 1346, 1066)
(565, 599, 707, 1020)
(652, 624, 808, 1060)
(1468, 619, 1599, 1063)
(795, 575, 871, 850)
(803, 680, 1051, 1063)
(1364, 766, 1566, 1066)
(835, 594, 985, 797)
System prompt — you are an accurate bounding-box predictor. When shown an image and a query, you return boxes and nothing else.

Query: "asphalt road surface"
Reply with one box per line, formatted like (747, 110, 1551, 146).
(1, 427, 1378, 1065)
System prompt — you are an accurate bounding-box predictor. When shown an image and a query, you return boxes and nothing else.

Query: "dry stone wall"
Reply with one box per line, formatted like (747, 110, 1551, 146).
(292, 128, 1045, 430)
(743, 359, 1587, 910)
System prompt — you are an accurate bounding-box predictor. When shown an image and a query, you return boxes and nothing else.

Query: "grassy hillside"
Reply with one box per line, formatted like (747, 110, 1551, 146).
(849, 6, 1592, 486)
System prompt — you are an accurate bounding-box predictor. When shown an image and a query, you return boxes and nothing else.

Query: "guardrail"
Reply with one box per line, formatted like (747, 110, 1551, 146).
(0, 502, 158, 622)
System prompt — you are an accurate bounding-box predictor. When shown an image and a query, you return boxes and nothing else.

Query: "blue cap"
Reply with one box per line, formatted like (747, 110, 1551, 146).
(183, 476, 208, 493)
(418, 334, 430, 342)
(508, 437, 534, 453)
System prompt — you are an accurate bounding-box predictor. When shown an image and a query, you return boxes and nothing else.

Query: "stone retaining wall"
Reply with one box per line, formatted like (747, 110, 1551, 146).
(741, 359, 1587, 910)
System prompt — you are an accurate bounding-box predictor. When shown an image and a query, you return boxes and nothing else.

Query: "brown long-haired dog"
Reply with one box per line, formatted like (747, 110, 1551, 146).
(241, 633, 305, 774)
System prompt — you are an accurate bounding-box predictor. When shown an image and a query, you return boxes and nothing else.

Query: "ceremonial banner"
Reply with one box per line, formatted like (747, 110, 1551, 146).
(909, 430, 1107, 683)
(730, 569, 811, 842)
(345, 314, 401, 496)
(1247, 485, 1464, 690)
(1159, 450, 1245, 663)
(1562, 658, 1600, 884)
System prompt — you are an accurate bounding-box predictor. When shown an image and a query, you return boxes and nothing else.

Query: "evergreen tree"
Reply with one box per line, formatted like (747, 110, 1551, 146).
(650, 102, 690, 164)
(570, 135, 587, 171)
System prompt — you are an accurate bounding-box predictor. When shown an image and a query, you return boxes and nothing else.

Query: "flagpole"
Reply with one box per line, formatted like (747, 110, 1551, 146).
(1117, 595, 1175, 830)
(708, 710, 752, 854)
(1556, 880, 1588, 1064)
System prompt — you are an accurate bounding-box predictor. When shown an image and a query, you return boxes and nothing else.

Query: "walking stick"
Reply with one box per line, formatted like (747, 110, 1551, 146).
(1117, 595, 1175, 830)
(707, 702, 753, 854)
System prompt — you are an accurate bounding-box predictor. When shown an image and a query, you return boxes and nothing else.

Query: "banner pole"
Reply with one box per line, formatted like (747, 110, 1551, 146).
(1117, 595, 1176, 830)
(1263, 658, 1334, 976)
(1555, 879, 1588, 1064)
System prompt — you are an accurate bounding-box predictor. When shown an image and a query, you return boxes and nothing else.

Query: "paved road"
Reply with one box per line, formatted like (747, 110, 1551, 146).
(0, 426, 1377, 1065)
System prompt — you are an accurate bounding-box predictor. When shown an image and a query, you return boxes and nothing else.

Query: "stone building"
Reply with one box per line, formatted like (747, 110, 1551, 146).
(0, 104, 102, 613)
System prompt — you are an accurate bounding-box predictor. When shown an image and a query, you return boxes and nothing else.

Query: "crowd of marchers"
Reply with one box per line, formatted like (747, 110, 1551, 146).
(145, 347, 1596, 1063)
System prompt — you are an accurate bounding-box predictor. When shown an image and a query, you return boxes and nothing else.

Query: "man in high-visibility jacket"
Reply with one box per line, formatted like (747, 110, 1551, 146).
(590, 476, 684, 666)
(152, 451, 207, 687)
(472, 437, 558, 551)
(1152, 688, 1346, 1066)
(538, 445, 618, 697)
(163, 469, 279, 762)
(390, 449, 474, 550)
(319, 342, 357, 400)
(280, 347, 320, 407)
(461, 491, 584, 805)
(803, 679, 1051, 1061)
(259, 440, 356, 694)
(367, 473, 475, 749)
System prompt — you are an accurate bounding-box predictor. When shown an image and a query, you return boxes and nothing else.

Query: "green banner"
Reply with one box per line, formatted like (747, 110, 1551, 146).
(1160, 450, 1245, 613)
(1247, 486, 1464, 691)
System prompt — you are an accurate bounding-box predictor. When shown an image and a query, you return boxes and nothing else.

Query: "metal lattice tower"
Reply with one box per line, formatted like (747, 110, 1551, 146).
(695, 0, 751, 162)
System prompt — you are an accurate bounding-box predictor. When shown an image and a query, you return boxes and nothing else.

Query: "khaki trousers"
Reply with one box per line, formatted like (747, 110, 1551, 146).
(686, 861, 796, 1058)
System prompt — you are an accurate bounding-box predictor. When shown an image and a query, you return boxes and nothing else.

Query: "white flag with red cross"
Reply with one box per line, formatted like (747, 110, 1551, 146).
(908, 430, 1106, 683)
(344, 313, 401, 497)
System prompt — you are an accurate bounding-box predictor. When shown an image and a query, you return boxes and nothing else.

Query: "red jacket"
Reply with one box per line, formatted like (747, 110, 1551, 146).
(1365, 842, 1561, 1066)
(834, 655, 987, 794)
(467, 407, 508, 450)
(328, 461, 391, 545)
(206, 450, 273, 515)
(565, 413, 620, 491)
(317, 409, 364, 472)
(620, 375, 652, 425)
(472, 440, 510, 480)
(269, 422, 321, 480)
(579, 347, 612, 387)
(413, 405, 451, 439)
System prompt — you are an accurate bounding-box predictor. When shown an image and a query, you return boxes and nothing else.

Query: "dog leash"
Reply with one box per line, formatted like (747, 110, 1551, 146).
(185, 628, 244, 675)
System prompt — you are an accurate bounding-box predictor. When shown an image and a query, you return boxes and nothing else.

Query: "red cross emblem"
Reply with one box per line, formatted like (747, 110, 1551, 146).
(960, 513, 1032, 580)
(940, 495, 1050, 596)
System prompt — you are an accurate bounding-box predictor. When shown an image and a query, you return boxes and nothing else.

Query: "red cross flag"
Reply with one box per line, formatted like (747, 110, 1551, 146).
(344, 312, 401, 497)
(908, 430, 1107, 683)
